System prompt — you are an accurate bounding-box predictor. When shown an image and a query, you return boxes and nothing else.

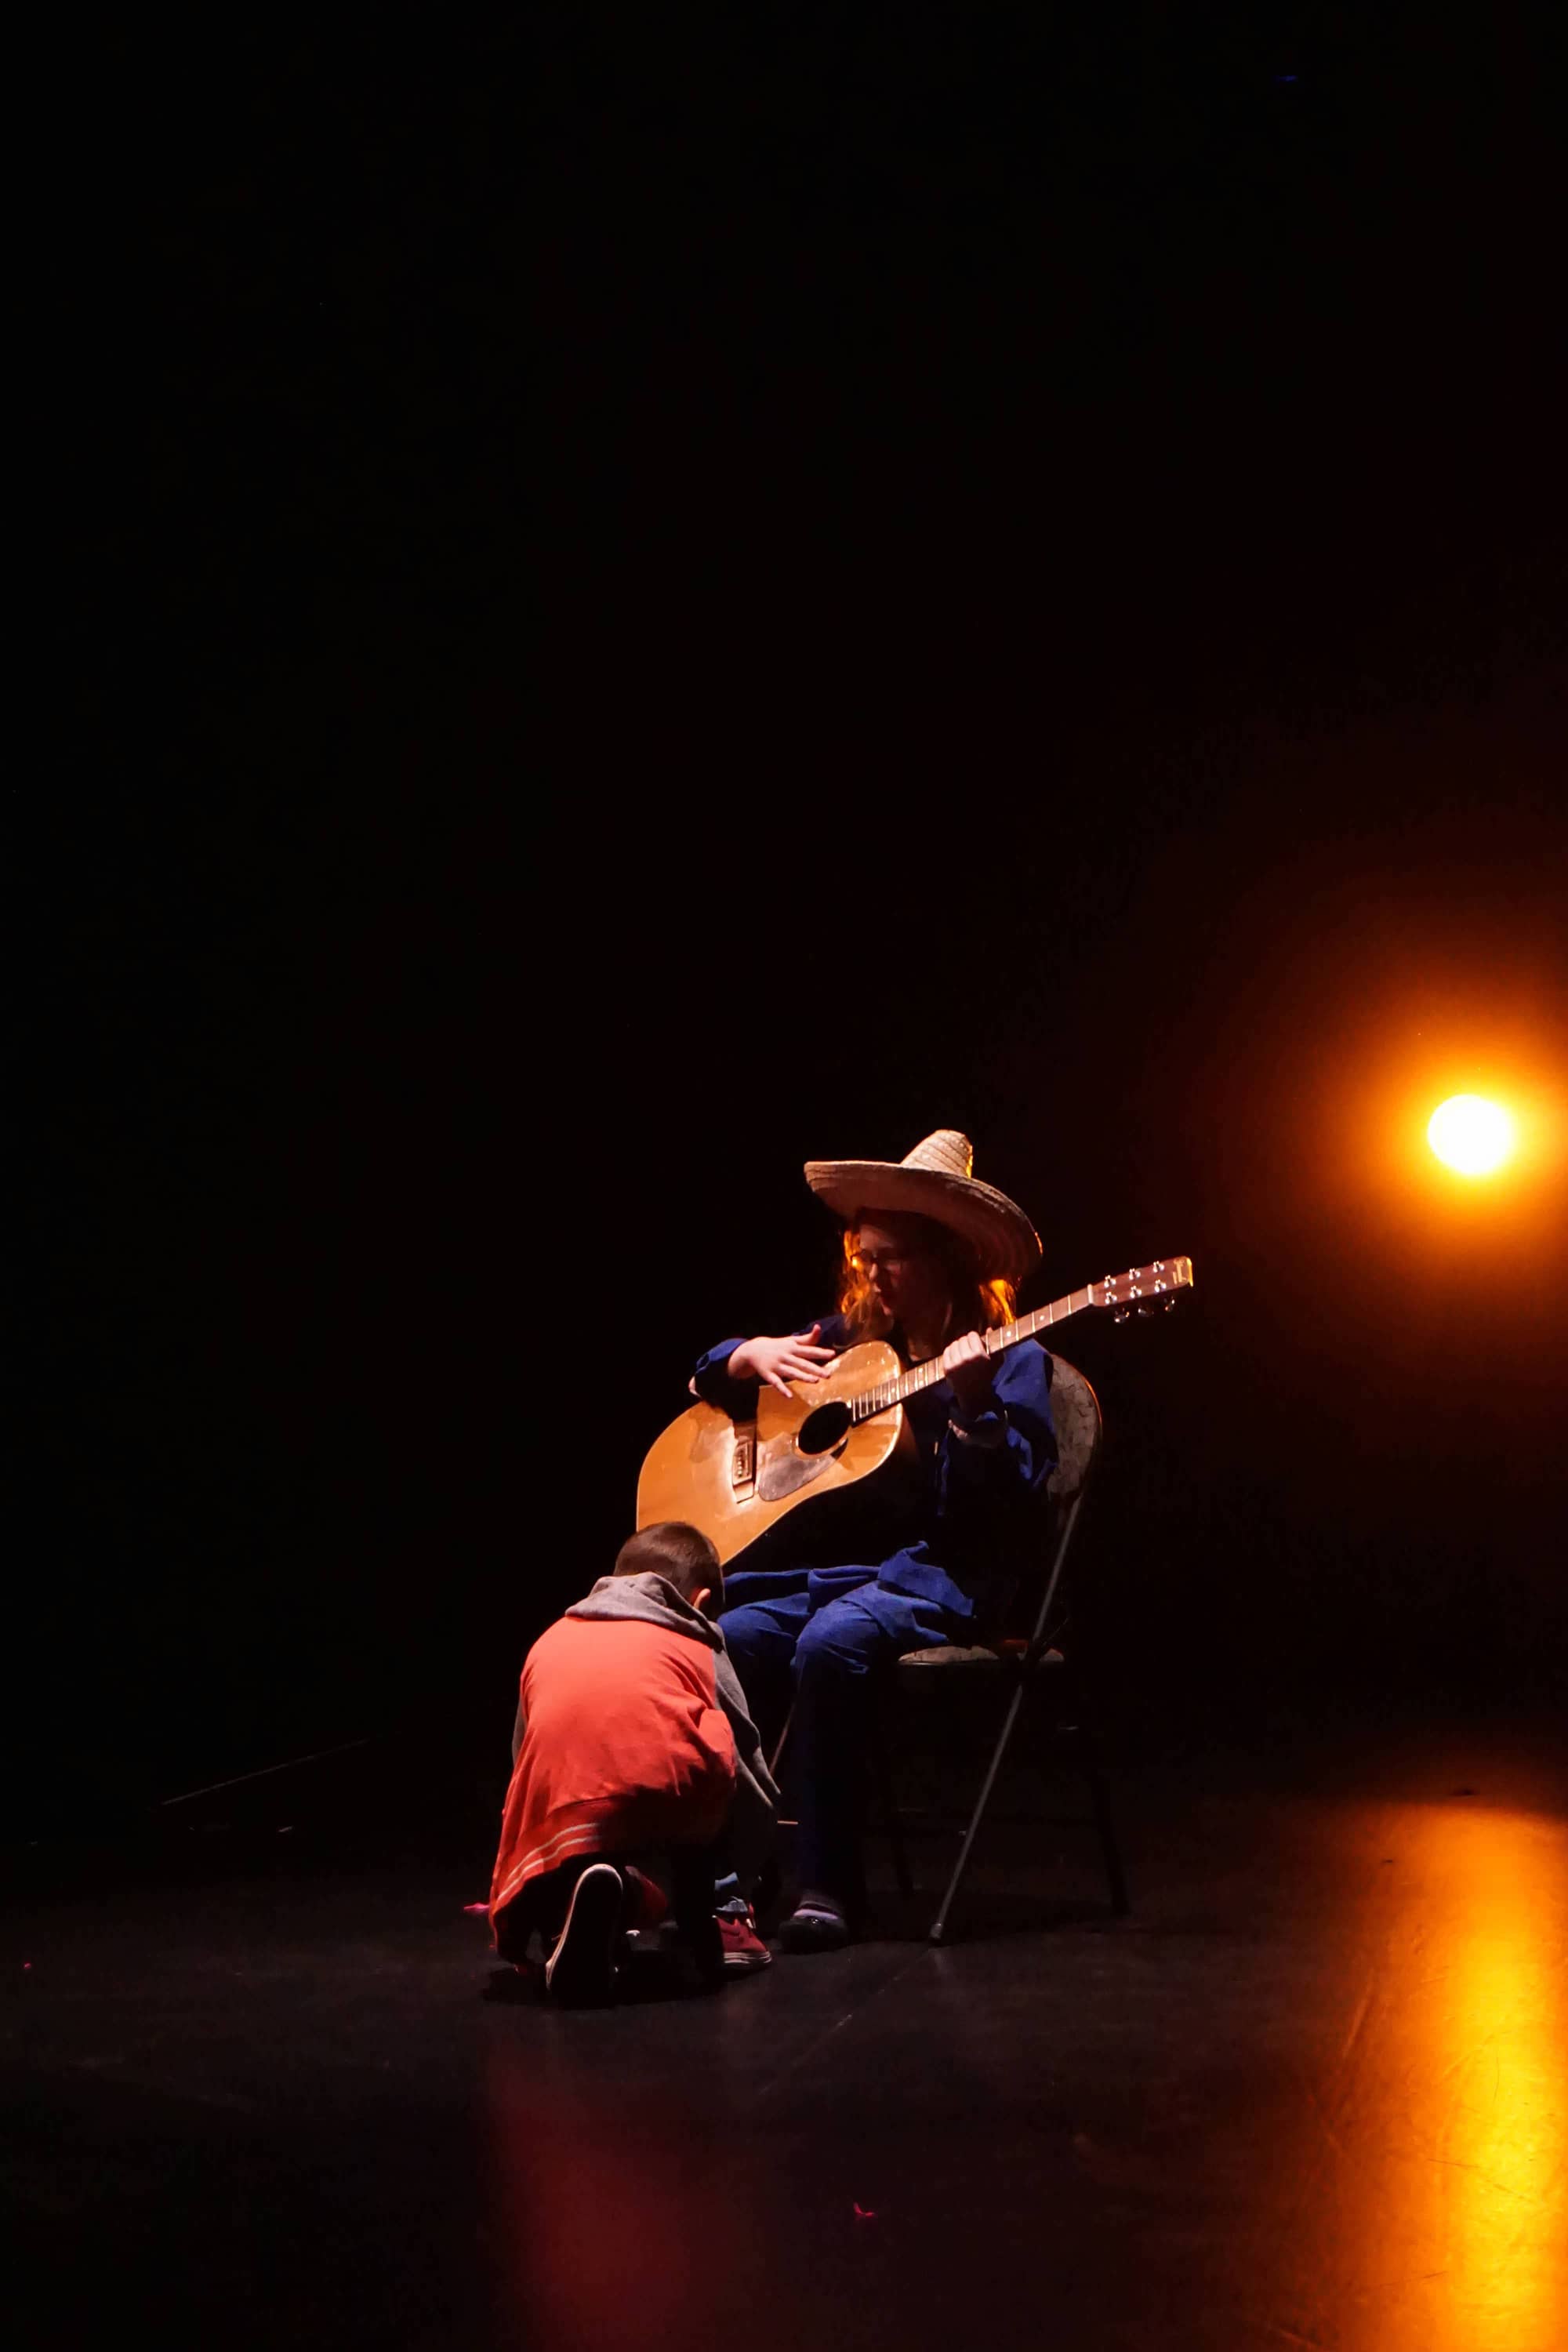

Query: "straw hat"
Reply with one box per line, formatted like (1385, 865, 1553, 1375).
(804, 1130, 1041, 1288)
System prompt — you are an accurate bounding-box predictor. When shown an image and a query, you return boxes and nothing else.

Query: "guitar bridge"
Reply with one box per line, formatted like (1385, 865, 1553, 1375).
(730, 1424, 757, 1500)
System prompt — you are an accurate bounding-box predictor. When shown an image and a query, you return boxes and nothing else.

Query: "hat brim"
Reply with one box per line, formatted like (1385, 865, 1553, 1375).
(804, 1160, 1041, 1289)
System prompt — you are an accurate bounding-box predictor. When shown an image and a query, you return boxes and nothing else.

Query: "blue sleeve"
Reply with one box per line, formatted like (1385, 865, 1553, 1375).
(935, 1340, 1057, 1516)
(691, 1337, 750, 1411)
(689, 1315, 850, 1411)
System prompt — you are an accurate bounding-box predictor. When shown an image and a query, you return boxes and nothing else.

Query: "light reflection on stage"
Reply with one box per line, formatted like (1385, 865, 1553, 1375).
(1259, 1794, 1568, 2352)
(1377, 1801, 1566, 2349)
(477, 1784, 1568, 2352)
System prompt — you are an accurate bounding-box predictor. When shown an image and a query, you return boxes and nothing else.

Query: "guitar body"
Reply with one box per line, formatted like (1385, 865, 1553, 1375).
(636, 1340, 908, 1567)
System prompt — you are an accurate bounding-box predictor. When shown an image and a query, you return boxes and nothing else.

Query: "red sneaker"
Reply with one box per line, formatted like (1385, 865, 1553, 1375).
(620, 1865, 670, 1932)
(716, 1904, 773, 1973)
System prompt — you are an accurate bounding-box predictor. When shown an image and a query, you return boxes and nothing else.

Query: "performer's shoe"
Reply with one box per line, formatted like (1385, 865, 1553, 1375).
(778, 1889, 854, 1952)
(543, 1863, 625, 2005)
(716, 1903, 773, 1973)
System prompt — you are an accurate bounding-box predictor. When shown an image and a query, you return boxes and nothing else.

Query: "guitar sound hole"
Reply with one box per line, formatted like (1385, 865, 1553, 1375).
(797, 1399, 852, 1456)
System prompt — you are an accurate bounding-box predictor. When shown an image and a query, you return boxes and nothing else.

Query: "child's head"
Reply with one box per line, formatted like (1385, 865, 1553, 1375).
(613, 1521, 722, 1616)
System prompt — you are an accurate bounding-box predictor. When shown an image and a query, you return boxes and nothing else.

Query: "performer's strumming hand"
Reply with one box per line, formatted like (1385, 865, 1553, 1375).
(728, 1327, 837, 1396)
(941, 1328, 998, 1419)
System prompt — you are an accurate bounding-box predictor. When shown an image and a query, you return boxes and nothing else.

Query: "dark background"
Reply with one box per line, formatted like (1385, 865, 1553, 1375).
(27, 10, 1566, 1836)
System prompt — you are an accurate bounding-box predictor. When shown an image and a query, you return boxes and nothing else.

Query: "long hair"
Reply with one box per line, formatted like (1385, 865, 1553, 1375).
(834, 1214, 1016, 1344)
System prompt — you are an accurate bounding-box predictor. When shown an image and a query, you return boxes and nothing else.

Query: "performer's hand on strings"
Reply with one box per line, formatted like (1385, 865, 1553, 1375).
(728, 1327, 836, 1396)
(942, 1328, 998, 1418)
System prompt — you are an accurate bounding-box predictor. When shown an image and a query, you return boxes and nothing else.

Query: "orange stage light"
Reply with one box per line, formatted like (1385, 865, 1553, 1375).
(1426, 1094, 1516, 1176)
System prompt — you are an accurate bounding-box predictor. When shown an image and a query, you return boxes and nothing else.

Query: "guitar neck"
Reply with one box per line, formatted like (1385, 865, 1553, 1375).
(851, 1286, 1095, 1423)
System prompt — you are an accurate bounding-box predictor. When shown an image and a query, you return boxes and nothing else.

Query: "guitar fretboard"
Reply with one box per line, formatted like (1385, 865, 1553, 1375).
(848, 1286, 1097, 1425)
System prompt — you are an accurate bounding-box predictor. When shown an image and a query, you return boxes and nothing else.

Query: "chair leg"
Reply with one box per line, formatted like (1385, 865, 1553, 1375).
(768, 1700, 795, 1786)
(1073, 1704, 1131, 1916)
(927, 1679, 1027, 1944)
(867, 1712, 915, 1899)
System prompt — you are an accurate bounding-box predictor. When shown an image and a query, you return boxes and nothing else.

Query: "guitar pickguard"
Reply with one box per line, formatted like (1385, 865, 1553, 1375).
(753, 1431, 847, 1503)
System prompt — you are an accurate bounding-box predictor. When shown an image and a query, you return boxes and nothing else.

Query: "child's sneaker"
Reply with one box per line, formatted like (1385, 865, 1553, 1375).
(543, 1863, 625, 2004)
(620, 1864, 669, 1930)
(716, 1902, 773, 1973)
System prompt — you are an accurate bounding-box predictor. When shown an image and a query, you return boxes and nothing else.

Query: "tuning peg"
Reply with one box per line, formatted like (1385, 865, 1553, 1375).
(1113, 1308, 1131, 1325)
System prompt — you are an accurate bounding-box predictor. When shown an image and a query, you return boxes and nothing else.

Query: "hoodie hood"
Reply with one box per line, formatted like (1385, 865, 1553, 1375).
(566, 1572, 724, 1650)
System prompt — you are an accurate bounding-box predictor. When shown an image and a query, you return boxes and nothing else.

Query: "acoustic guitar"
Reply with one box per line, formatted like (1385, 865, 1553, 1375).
(637, 1257, 1193, 1566)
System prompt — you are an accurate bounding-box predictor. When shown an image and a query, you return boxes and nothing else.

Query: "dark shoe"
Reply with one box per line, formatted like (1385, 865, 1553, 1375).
(543, 1863, 624, 2004)
(716, 1903, 773, 1974)
(648, 1911, 727, 1993)
(778, 1889, 853, 1952)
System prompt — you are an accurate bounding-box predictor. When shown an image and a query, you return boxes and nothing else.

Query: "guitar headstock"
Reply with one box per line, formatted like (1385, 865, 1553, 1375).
(1091, 1257, 1194, 1319)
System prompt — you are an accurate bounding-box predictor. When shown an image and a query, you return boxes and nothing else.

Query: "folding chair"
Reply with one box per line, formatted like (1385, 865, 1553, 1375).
(886, 1350, 1130, 1942)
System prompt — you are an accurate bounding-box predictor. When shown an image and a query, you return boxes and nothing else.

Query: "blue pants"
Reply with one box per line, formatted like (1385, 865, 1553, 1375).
(720, 1566, 960, 1905)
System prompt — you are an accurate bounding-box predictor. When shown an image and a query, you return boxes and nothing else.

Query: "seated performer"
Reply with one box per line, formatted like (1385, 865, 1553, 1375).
(692, 1131, 1055, 1951)
(488, 1520, 778, 2003)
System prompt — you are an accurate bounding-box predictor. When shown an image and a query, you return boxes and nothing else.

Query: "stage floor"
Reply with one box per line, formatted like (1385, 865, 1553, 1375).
(8, 1715, 1567, 2351)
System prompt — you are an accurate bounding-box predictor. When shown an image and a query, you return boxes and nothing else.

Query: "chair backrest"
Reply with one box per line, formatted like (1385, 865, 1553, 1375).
(1043, 1352, 1102, 1506)
(902, 1351, 1103, 1653)
(1009, 1352, 1102, 1656)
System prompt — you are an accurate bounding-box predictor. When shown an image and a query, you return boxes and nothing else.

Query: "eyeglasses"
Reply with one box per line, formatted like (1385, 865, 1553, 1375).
(851, 1250, 923, 1278)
